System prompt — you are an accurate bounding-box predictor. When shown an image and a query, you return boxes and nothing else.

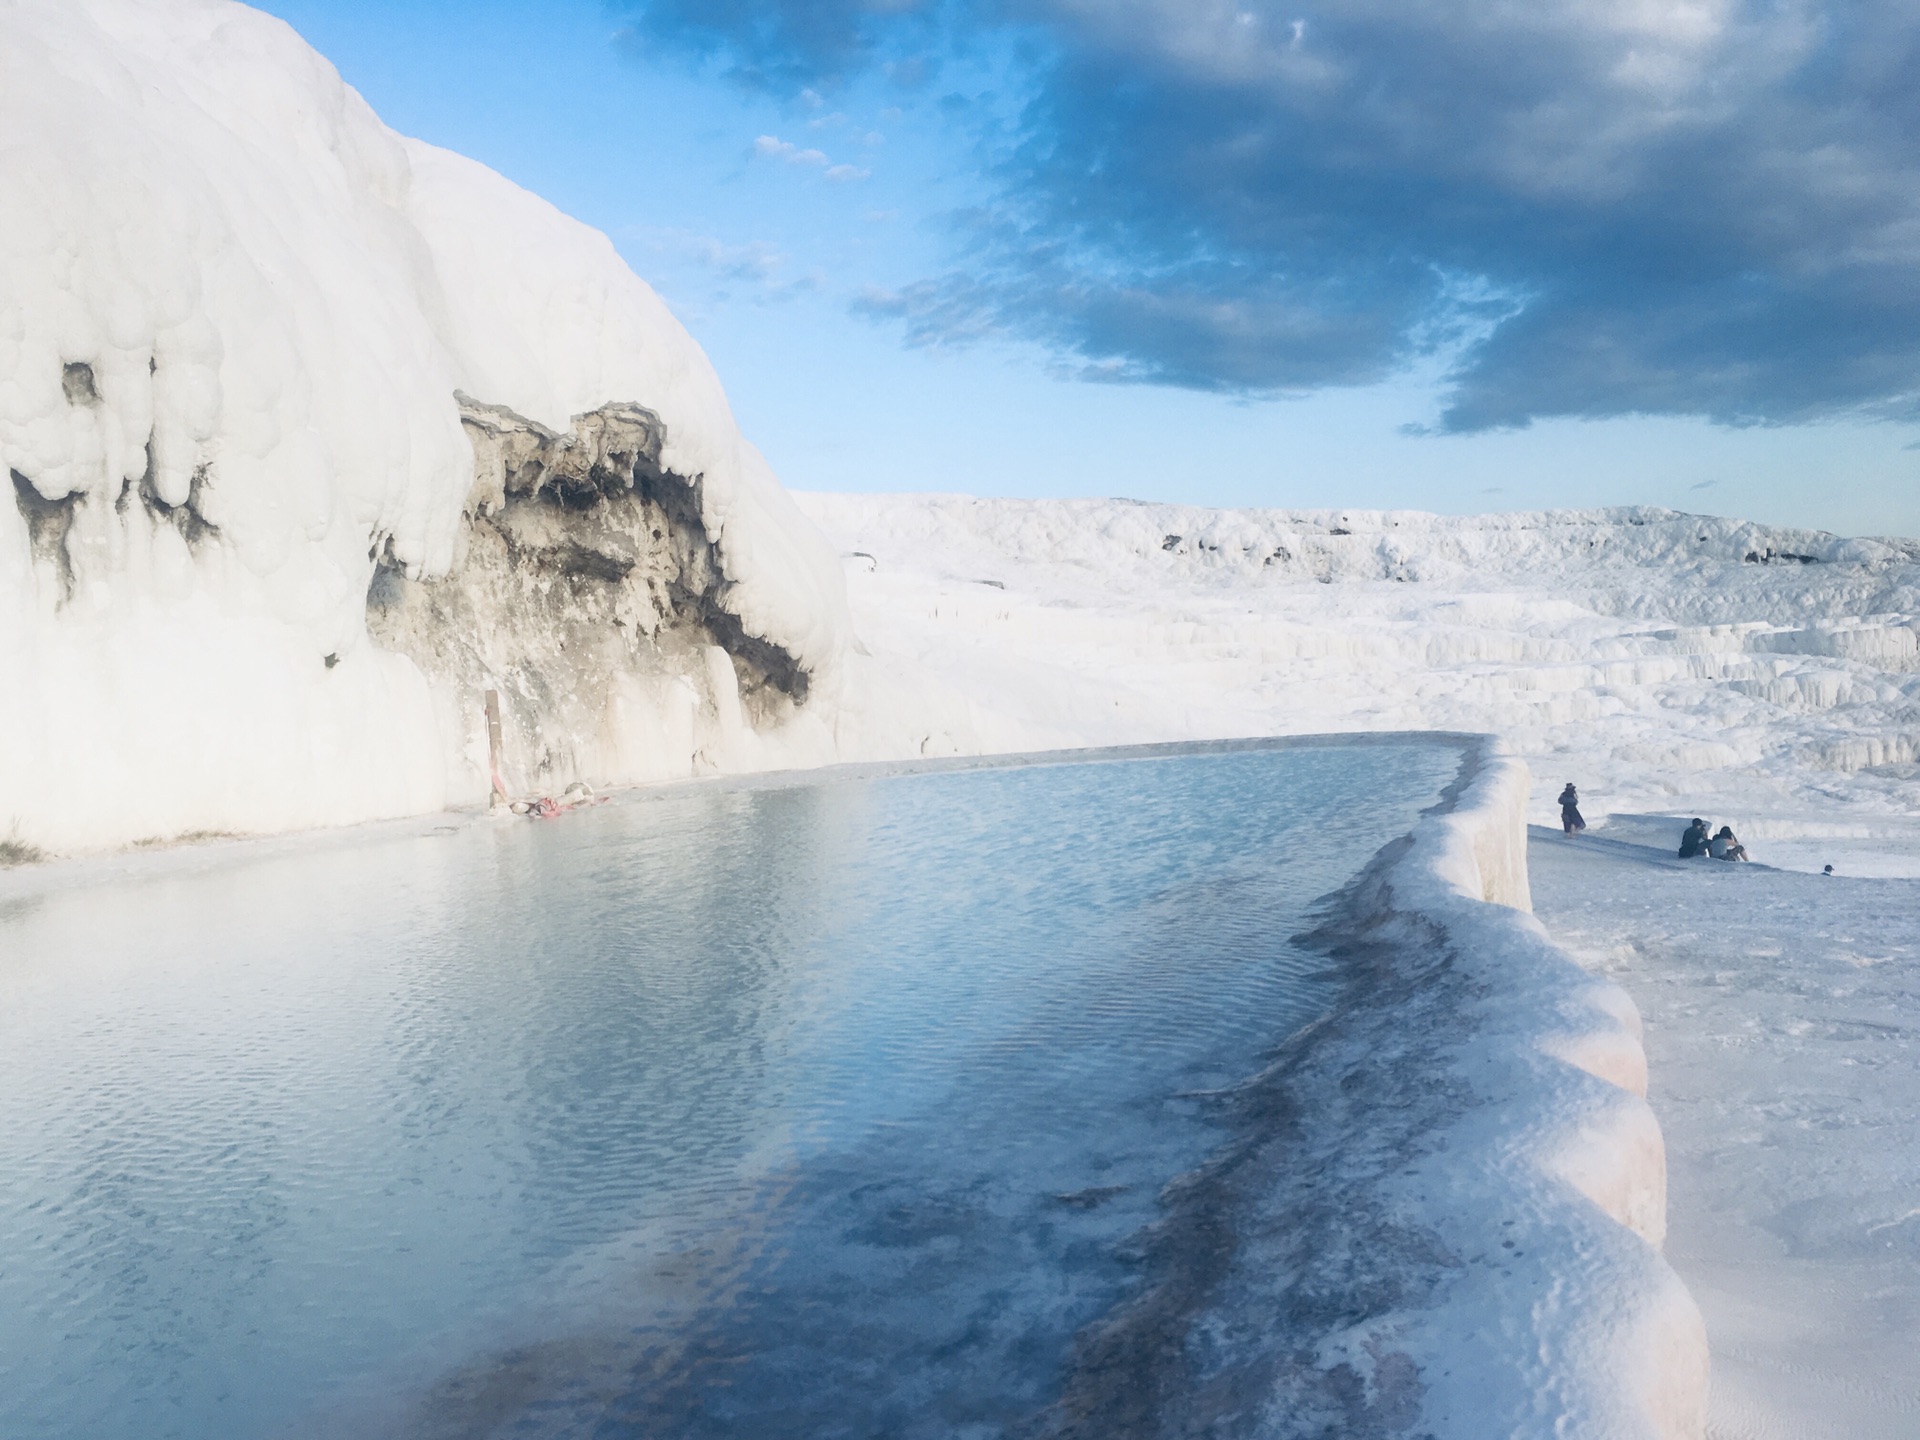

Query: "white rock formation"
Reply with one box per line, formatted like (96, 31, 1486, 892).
(0, 0, 853, 854)
(797, 493, 1920, 869)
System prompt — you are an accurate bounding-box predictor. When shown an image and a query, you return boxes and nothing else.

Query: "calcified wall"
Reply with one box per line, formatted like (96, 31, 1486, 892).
(369, 397, 815, 798)
(0, 0, 853, 855)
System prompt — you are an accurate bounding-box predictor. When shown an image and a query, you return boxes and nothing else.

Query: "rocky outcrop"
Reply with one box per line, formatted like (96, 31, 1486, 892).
(366, 395, 813, 796)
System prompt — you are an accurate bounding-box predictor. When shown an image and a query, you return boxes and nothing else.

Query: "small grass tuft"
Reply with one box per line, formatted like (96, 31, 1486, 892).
(132, 829, 240, 851)
(0, 827, 46, 867)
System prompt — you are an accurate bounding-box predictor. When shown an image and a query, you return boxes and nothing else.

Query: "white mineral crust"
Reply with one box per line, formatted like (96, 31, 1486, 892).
(0, 0, 851, 854)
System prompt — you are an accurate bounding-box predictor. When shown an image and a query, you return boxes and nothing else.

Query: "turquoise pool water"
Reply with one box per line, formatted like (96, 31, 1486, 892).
(0, 741, 1459, 1438)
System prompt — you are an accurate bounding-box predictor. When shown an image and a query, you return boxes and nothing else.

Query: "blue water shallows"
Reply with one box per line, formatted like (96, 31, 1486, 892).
(0, 742, 1458, 1439)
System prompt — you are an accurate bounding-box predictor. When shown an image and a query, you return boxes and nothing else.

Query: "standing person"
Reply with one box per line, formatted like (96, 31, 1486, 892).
(1558, 783, 1587, 836)
(1679, 818, 1711, 859)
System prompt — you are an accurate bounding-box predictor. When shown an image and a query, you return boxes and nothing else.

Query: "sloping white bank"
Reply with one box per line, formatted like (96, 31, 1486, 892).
(0, 0, 852, 854)
(1113, 740, 1706, 1437)
(797, 494, 1920, 874)
(1530, 830, 1920, 1437)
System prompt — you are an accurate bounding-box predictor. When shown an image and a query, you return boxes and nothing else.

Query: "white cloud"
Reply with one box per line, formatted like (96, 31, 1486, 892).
(692, 235, 788, 281)
(752, 134, 830, 165)
(642, 228, 823, 301)
(753, 134, 868, 181)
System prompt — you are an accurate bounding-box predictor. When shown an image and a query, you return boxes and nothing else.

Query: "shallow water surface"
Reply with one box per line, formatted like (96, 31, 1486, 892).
(0, 742, 1457, 1438)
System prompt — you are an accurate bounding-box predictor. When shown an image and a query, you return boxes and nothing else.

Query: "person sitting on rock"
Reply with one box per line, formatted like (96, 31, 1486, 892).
(1679, 818, 1711, 859)
(1558, 783, 1587, 836)
(1708, 826, 1749, 862)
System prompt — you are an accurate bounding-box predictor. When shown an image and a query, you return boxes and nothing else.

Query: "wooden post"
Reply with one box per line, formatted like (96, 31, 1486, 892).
(484, 688, 506, 808)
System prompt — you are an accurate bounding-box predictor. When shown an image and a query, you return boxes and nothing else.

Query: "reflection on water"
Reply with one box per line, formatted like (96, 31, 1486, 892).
(0, 742, 1458, 1439)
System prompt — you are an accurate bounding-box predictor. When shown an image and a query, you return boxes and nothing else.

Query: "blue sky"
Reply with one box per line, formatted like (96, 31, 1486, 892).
(255, 0, 1920, 536)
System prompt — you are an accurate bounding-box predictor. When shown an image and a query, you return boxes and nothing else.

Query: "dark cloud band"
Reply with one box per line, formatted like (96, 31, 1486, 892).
(623, 0, 1920, 430)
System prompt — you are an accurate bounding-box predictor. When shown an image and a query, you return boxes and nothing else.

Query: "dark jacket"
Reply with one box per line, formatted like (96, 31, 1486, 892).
(1678, 821, 1709, 859)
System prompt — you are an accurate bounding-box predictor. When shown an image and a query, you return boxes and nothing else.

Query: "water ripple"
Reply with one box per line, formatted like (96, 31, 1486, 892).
(0, 742, 1458, 1439)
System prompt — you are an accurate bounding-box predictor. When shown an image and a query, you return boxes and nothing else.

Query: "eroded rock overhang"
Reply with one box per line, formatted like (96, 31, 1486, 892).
(365, 393, 815, 795)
